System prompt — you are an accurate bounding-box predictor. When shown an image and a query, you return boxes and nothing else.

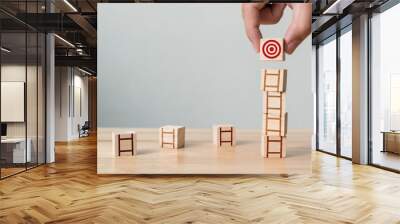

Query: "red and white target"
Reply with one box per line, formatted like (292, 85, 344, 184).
(260, 39, 284, 61)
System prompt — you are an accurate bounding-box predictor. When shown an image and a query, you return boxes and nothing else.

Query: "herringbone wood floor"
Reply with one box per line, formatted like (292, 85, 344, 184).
(1, 135, 400, 224)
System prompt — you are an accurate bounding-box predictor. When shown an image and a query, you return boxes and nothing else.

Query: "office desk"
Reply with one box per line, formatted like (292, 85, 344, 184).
(1, 138, 32, 163)
(381, 131, 400, 154)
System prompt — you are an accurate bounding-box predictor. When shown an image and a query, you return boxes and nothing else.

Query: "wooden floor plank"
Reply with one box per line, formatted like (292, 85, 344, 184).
(0, 135, 399, 223)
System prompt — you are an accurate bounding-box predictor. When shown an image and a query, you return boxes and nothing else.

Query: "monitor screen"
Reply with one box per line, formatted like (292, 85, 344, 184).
(1, 123, 7, 137)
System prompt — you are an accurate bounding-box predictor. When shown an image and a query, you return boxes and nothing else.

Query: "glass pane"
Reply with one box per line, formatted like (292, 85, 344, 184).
(371, 4, 400, 171)
(318, 37, 337, 154)
(1, 32, 27, 178)
(340, 29, 352, 158)
(27, 31, 38, 169)
(390, 75, 400, 130)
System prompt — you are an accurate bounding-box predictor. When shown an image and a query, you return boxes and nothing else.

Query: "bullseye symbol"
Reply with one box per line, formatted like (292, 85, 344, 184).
(262, 40, 281, 59)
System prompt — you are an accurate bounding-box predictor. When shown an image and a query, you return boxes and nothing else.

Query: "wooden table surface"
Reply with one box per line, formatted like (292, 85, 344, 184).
(97, 128, 312, 174)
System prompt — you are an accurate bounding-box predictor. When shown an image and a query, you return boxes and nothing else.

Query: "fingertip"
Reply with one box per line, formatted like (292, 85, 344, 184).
(285, 48, 294, 55)
(284, 3, 312, 54)
(248, 30, 262, 53)
(285, 40, 300, 55)
(254, 41, 260, 53)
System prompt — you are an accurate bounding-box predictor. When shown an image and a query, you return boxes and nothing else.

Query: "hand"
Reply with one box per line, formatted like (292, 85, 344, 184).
(242, 3, 312, 54)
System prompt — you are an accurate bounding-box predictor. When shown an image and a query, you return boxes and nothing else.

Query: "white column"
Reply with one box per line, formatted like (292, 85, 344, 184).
(352, 14, 369, 164)
(46, 32, 55, 163)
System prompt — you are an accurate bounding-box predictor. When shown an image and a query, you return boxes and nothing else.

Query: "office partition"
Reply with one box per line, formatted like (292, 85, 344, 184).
(0, 1, 47, 179)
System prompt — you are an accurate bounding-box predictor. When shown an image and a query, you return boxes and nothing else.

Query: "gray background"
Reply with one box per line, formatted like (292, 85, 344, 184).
(98, 3, 312, 129)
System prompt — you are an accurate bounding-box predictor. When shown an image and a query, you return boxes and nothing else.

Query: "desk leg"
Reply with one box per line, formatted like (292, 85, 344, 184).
(381, 133, 386, 153)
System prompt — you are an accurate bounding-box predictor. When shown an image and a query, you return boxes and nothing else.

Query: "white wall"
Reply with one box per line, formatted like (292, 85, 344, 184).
(1, 65, 39, 138)
(98, 4, 312, 129)
(72, 73, 89, 138)
(55, 67, 89, 141)
(55, 66, 70, 141)
(1, 65, 27, 140)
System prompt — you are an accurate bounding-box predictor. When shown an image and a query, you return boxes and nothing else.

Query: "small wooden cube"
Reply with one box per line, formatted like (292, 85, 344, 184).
(112, 131, 137, 157)
(263, 91, 286, 116)
(159, 125, 185, 149)
(260, 38, 285, 61)
(261, 135, 286, 158)
(212, 124, 236, 147)
(262, 113, 287, 136)
(260, 69, 287, 92)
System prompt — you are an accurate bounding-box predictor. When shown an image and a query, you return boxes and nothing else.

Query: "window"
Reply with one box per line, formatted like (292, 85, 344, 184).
(316, 25, 353, 159)
(390, 74, 400, 130)
(339, 29, 352, 158)
(317, 36, 337, 154)
(370, 3, 400, 171)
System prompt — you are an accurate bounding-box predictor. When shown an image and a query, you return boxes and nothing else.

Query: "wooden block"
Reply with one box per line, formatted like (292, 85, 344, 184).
(260, 38, 285, 61)
(262, 113, 287, 136)
(212, 124, 236, 147)
(112, 131, 137, 157)
(260, 69, 287, 92)
(159, 125, 185, 149)
(263, 91, 286, 116)
(261, 135, 286, 158)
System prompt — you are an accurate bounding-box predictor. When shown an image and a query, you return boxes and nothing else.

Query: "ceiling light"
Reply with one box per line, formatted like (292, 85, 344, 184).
(54, 34, 75, 48)
(1, 47, 11, 53)
(78, 67, 93, 76)
(63, 0, 78, 12)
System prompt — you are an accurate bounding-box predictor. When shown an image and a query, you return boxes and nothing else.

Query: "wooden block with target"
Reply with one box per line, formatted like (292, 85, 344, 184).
(263, 91, 286, 117)
(260, 69, 287, 92)
(262, 113, 287, 136)
(212, 124, 236, 147)
(159, 125, 185, 149)
(260, 38, 285, 61)
(261, 135, 286, 158)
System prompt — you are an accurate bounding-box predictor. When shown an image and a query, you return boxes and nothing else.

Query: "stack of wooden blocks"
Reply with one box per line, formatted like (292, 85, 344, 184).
(259, 38, 288, 158)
